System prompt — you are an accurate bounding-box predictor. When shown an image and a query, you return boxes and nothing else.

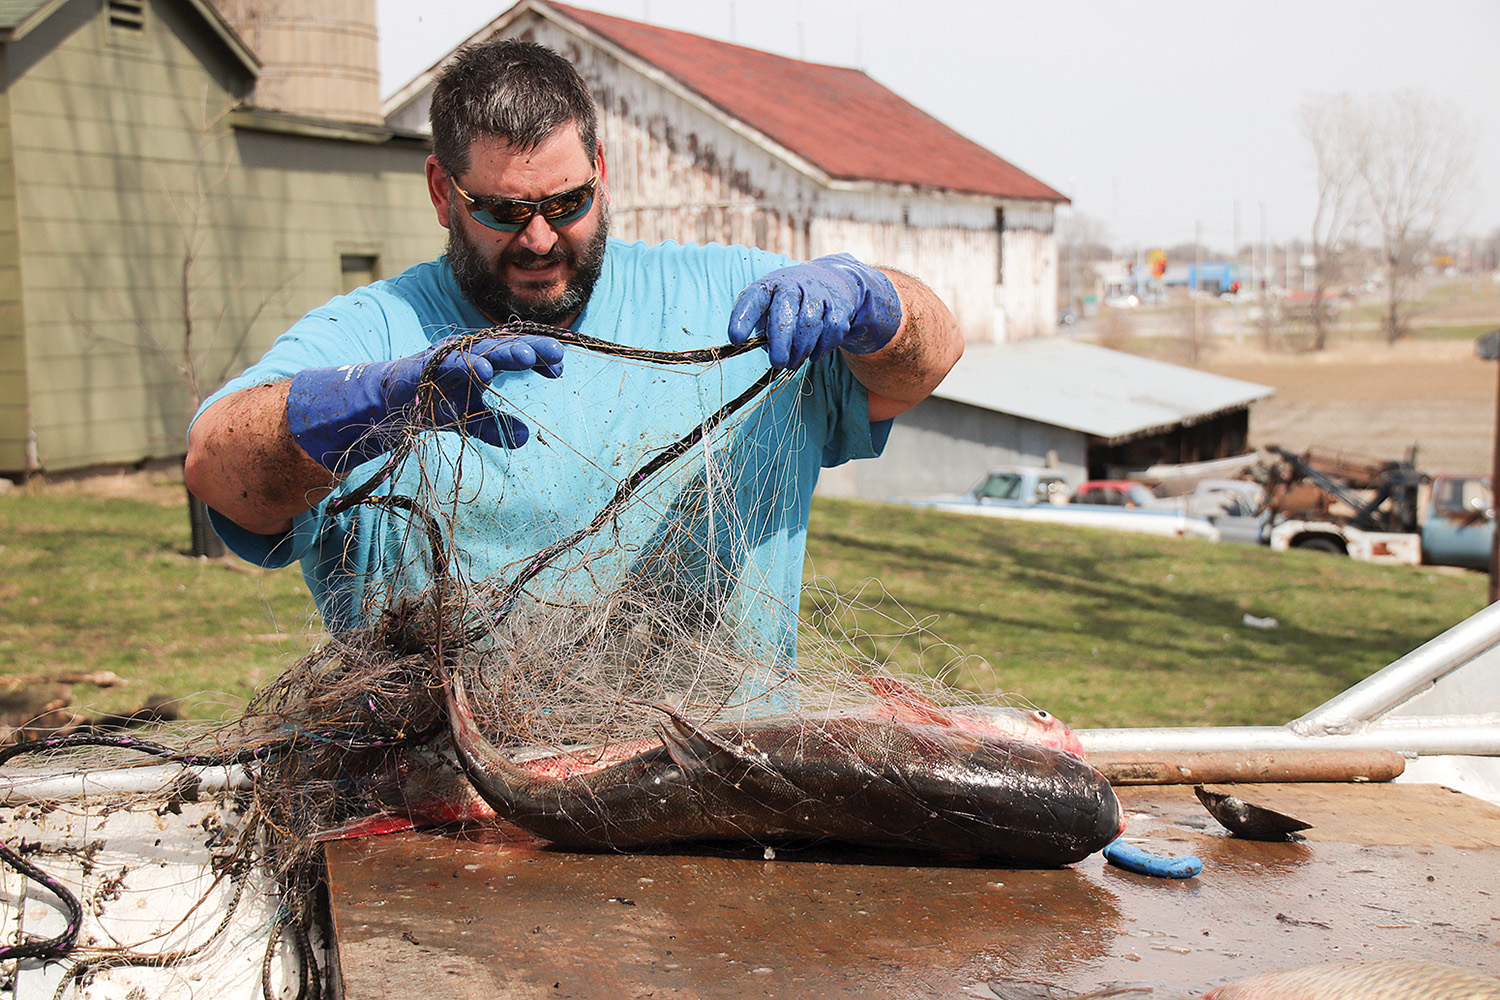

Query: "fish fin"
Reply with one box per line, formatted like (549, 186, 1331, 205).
(646, 703, 758, 778)
(315, 813, 419, 842)
(862, 675, 955, 727)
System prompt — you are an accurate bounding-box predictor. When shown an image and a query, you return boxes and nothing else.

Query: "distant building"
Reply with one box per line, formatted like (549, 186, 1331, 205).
(386, 0, 1068, 347)
(819, 339, 1275, 500)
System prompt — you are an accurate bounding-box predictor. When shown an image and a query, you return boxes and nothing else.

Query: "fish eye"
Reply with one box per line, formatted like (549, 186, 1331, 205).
(1033, 710, 1052, 721)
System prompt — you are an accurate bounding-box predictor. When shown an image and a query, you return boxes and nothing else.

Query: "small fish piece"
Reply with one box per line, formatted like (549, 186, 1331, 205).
(1194, 785, 1313, 841)
(1201, 958, 1500, 999)
(447, 674, 1123, 863)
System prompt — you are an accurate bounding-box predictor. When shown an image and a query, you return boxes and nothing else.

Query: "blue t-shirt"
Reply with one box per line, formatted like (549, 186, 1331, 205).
(197, 239, 888, 673)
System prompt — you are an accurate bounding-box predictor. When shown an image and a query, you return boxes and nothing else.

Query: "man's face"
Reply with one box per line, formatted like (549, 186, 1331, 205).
(436, 128, 608, 327)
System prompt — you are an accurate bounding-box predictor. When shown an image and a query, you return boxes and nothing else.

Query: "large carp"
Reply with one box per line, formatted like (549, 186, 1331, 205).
(446, 674, 1123, 864)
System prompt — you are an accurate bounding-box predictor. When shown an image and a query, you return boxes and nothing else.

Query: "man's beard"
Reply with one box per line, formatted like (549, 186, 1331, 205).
(447, 205, 609, 327)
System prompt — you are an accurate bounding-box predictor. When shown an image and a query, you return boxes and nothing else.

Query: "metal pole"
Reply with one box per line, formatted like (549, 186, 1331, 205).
(1491, 350, 1499, 603)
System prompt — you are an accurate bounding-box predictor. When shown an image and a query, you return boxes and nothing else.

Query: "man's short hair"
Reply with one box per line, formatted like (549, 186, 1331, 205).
(429, 38, 600, 176)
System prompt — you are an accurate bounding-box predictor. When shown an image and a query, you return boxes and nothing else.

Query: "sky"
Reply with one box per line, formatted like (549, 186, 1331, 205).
(376, 0, 1499, 254)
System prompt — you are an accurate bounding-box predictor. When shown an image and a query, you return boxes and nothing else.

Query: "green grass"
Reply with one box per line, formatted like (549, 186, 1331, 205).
(0, 485, 1486, 731)
(0, 484, 318, 720)
(802, 498, 1486, 729)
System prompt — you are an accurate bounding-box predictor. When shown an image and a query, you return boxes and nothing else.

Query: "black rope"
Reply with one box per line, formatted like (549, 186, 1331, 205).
(325, 327, 767, 519)
(0, 839, 83, 962)
(0, 733, 273, 770)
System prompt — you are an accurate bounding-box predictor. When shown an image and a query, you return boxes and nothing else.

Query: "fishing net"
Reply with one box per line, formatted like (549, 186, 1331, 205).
(232, 325, 1006, 864)
(1, 328, 1102, 994)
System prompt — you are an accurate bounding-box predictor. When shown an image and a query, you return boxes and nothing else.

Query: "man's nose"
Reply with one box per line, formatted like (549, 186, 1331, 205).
(514, 211, 559, 255)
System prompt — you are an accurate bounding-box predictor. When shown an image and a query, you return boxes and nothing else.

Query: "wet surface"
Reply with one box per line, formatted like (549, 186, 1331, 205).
(325, 783, 1500, 998)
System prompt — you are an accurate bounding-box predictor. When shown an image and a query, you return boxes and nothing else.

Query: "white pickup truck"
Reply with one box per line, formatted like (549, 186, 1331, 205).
(895, 467, 1221, 541)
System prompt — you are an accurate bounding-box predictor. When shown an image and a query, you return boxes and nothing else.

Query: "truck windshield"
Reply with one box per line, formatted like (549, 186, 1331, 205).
(1432, 478, 1494, 519)
(975, 474, 1022, 500)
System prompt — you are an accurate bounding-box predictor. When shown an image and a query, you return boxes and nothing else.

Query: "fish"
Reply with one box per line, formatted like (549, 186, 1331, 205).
(1200, 959, 1500, 1000)
(446, 673, 1124, 863)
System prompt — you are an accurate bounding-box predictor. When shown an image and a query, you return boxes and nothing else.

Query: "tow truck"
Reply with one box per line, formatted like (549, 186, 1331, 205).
(1262, 445, 1494, 568)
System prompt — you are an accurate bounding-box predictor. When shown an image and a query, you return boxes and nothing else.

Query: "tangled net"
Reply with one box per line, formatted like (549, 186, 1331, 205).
(1, 327, 1047, 991)
(236, 325, 1001, 870)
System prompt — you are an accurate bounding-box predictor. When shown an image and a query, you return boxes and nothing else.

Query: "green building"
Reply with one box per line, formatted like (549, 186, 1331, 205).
(0, 0, 434, 476)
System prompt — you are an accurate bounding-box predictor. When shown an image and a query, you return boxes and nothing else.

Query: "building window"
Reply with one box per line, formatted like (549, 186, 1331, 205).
(341, 254, 379, 293)
(995, 207, 1006, 286)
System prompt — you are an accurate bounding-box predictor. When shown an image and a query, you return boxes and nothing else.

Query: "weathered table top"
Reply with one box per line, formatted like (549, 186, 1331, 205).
(325, 782, 1500, 998)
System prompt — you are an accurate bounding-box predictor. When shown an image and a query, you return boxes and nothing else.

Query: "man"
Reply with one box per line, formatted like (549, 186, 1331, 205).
(186, 39, 962, 681)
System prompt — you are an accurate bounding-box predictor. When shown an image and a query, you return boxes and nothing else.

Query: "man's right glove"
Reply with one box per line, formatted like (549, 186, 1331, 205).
(286, 334, 565, 472)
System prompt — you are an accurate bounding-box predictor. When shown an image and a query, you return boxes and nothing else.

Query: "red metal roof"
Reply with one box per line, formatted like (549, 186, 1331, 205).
(547, 2, 1065, 202)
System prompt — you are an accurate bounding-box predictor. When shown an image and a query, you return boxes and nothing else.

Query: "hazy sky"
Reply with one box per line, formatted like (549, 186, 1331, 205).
(377, 0, 1498, 253)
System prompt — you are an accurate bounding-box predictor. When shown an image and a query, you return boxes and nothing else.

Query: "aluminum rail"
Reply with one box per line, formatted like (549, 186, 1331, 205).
(1291, 597, 1500, 736)
(0, 762, 251, 803)
(1079, 722, 1500, 757)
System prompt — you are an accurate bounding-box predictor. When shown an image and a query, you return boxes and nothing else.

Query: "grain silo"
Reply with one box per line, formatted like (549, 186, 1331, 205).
(210, 0, 382, 125)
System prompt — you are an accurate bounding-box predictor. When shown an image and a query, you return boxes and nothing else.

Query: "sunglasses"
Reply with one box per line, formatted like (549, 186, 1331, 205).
(449, 171, 599, 232)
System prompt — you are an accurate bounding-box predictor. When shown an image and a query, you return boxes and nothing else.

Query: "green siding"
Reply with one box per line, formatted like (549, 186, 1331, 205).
(3, 0, 436, 474)
(0, 39, 26, 474)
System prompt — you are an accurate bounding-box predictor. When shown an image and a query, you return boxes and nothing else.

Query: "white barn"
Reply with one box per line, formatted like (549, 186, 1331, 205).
(384, 0, 1068, 344)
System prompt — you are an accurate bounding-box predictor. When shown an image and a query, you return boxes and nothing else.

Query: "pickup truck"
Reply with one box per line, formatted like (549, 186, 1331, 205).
(895, 467, 1221, 541)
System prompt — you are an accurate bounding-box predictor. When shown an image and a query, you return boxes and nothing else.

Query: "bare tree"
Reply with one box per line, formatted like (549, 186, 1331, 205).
(1298, 93, 1364, 350)
(1298, 89, 1477, 345)
(76, 94, 291, 556)
(1055, 209, 1112, 321)
(1356, 90, 1478, 343)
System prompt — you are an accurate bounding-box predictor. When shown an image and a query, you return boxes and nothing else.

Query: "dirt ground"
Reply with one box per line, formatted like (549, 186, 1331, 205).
(1204, 337, 1496, 476)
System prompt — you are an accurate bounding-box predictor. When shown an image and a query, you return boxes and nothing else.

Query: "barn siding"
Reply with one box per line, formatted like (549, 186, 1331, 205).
(0, 39, 26, 473)
(817, 397, 1087, 501)
(393, 11, 1061, 348)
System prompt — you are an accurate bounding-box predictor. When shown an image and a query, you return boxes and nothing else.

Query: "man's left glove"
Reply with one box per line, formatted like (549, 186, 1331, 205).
(285, 334, 565, 473)
(727, 253, 903, 369)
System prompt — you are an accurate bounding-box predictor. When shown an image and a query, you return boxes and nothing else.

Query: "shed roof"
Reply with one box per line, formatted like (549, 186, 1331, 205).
(934, 339, 1275, 445)
(390, 0, 1064, 203)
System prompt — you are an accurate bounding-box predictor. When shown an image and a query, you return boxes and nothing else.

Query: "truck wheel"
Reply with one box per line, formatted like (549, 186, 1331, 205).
(1292, 536, 1345, 555)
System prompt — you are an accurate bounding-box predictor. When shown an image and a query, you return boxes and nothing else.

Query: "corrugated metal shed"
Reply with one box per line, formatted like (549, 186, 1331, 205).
(935, 339, 1275, 446)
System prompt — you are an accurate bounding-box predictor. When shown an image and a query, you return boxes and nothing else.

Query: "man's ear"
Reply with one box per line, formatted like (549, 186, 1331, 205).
(426, 155, 455, 230)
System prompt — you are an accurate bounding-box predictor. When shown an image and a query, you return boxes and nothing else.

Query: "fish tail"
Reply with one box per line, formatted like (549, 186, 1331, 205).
(446, 673, 552, 813)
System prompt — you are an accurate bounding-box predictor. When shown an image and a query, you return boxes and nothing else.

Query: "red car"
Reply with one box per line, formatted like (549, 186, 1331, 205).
(1069, 480, 1159, 507)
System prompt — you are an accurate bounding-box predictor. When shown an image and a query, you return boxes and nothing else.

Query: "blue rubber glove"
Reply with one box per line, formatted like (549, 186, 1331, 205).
(727, 253, 902, 369)
(286, 334, 565, 472)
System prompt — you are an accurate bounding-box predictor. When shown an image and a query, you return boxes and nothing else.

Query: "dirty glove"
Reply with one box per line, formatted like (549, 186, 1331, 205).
(726, 253, 903, 369)
(286, 334, 565, 471)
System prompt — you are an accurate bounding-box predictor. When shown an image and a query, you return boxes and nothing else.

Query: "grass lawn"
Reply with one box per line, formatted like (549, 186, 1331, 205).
(0, 481, 1487, 731)
(803, 498, 1487, 729)
(0, 482, 318, 721)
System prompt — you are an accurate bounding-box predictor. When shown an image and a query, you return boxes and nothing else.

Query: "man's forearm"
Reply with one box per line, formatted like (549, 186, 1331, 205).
(184, 383, 337, 536)
(846, 269, 964, 422)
